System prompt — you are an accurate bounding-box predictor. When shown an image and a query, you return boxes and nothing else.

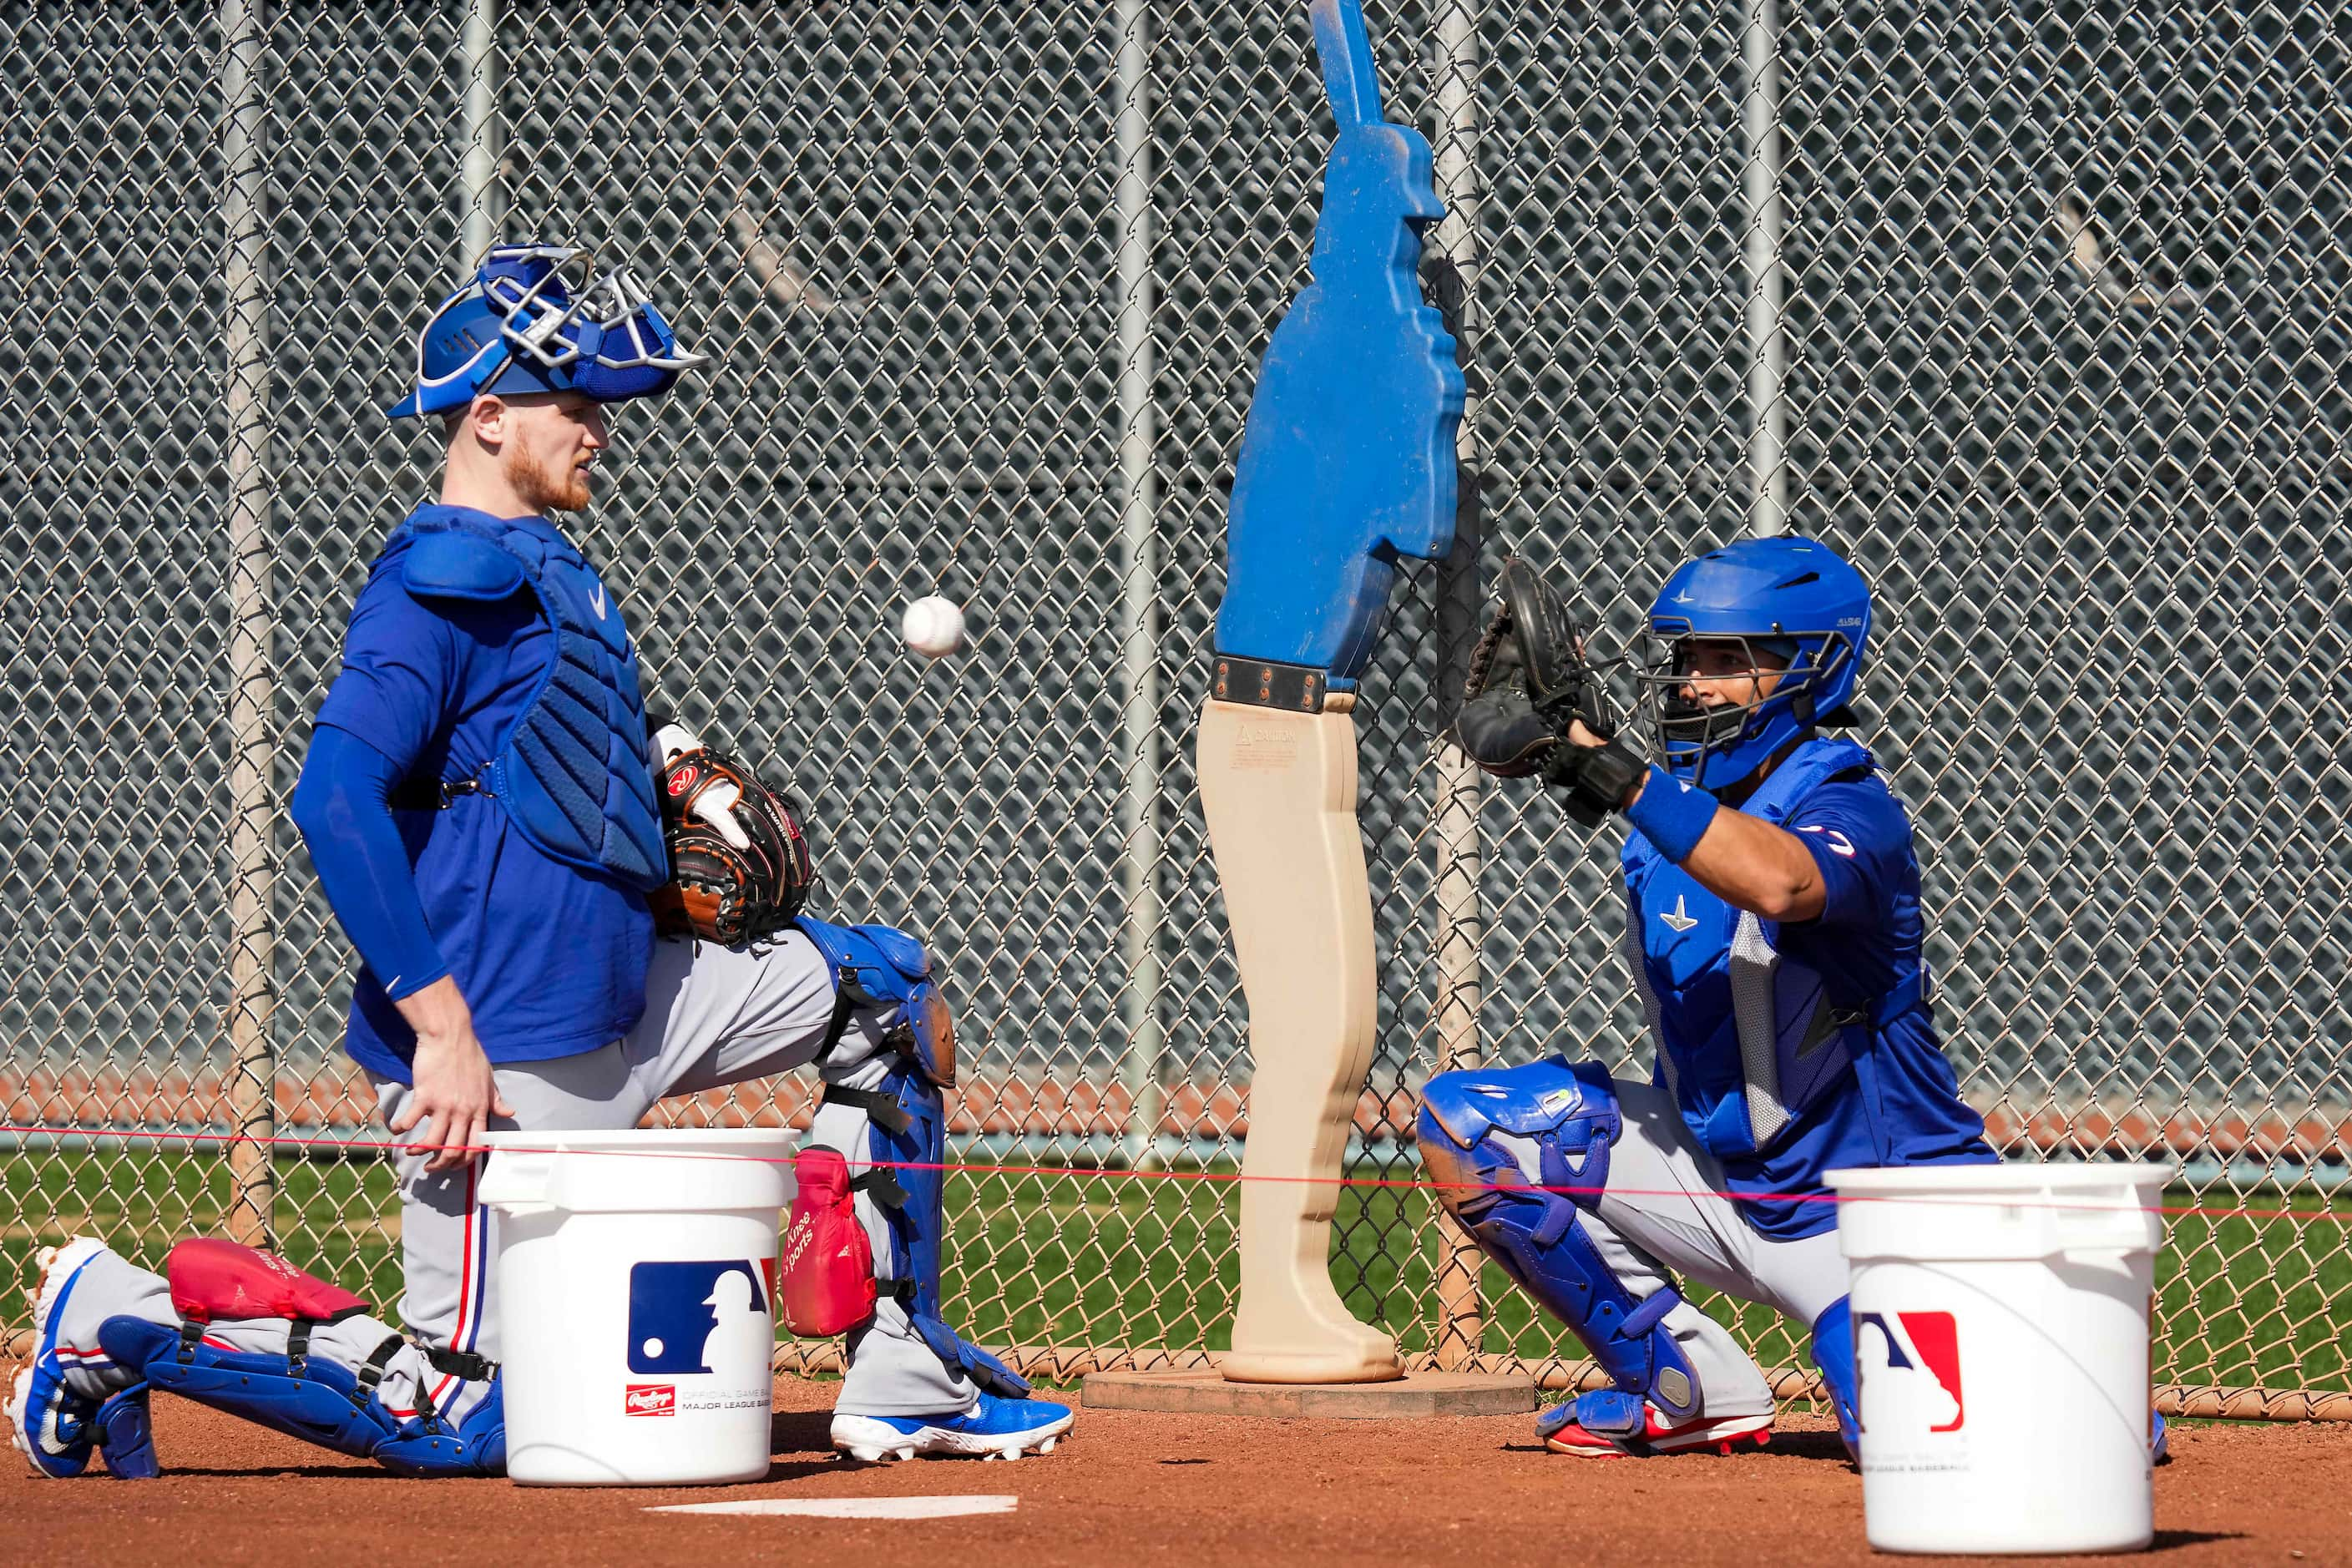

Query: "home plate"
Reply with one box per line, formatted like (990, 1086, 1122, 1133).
(648, 1495, 1018, 1520)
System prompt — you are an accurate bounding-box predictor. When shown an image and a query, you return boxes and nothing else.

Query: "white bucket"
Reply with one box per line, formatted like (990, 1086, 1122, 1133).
(478, 1129, 797, 1487)
(1828, 1161, 2172, 1556)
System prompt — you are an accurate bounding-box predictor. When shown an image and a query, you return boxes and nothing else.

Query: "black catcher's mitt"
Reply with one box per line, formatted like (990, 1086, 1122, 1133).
(1451, 557, 1642, 824)
(648, 745, 816, 945)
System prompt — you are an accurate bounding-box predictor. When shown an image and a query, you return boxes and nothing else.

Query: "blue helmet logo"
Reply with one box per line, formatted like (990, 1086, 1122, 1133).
(387, 242, 707, 419)
(1639, 535, 1873, 790)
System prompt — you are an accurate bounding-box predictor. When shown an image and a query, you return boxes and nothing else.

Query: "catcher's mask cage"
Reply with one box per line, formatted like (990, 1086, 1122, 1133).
(1637, 627, 1857, 792)
(1635, 535, 1874, 792)
(387, 242, 709, 418)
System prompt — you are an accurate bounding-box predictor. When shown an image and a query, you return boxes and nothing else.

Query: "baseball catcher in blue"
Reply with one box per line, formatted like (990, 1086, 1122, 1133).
(10, 244, 1073, 1479)
(1428, 539, 2136, 1459)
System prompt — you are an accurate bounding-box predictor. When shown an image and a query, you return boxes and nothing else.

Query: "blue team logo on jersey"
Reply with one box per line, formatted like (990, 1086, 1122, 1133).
(626, 1260, 770, 1375)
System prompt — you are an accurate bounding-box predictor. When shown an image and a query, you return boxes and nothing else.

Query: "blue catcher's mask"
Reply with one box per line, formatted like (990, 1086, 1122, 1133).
(1639, 535, 1873, 792)
(387, 243, 707, 419)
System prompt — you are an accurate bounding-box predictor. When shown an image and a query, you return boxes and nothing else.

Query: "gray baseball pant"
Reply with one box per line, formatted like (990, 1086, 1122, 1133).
(1571, 1075, 1850, 1418)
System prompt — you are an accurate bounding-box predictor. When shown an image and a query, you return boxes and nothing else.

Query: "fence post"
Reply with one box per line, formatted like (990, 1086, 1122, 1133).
(1428, 0, 1487, 1372)
(216, 0, 278, 1248)
(1743, 0, 1788, 537)
(459, 0, 501, 271)
(1115, 0, 1166, 1171)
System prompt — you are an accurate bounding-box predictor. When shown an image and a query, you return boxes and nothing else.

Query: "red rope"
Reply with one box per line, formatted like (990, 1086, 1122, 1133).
(4, 1121, 2339, 1223)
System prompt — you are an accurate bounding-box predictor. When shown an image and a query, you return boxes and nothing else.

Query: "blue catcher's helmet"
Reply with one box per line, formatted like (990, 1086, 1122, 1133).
(1639, 535, 1872, 791)
(387, 243, 706, 419)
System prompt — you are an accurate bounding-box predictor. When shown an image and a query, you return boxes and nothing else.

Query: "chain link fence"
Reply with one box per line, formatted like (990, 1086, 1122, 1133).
(3, 2, 2346, 1413)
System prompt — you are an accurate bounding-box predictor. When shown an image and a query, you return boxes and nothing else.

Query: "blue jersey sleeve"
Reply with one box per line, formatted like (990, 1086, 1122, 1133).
(312, 569, 463, 772)
(290, 725, 450, 1001)
(1785, 777, 1914, 929)
(295, 568, 471, 1002)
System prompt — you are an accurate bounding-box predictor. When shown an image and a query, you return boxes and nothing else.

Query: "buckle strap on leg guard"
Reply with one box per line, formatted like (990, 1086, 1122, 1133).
(850, 1168, 908, 1208)
(423, 1344, 499, 1385)
(813, 971, 864, 1062)
(355, 1334, 407, 1411)
(823, 1083, 913, 1136)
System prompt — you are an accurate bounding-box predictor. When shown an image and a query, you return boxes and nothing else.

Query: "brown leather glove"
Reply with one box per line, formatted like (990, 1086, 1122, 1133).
(647, 741, 816, 945)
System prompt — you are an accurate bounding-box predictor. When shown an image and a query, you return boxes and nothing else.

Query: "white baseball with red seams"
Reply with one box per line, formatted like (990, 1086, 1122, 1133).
(900, 595, 966, 658)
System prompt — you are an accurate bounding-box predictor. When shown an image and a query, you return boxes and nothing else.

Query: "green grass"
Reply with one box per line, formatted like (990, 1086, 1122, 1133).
(8, 1150, 2348, 1393)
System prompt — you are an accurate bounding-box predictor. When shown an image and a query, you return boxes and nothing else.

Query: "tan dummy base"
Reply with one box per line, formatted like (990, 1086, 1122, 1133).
(1080, 1367, 1535, 1419)
(1196, 697, 1400, 1384)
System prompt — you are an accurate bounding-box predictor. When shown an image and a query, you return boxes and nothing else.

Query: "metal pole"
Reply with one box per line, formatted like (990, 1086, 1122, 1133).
(216, 0, 277, 1248)
(460, 0, 501, 271)
(1429, 0, 1487, 1371)
(1115, 0, 1165, 1169)
(1743, 0, 1788, 536)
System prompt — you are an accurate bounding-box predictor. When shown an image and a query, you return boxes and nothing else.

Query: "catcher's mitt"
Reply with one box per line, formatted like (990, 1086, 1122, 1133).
(648, 745, 816, 945)
(1452, 557, 1642, 824)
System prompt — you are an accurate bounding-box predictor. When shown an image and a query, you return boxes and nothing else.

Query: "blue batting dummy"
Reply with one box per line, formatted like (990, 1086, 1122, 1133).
(1215, 0, 1465, 686)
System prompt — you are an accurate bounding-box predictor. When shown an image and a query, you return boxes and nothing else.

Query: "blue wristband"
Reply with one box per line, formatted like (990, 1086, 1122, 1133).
(1622, 766, 1719, 862)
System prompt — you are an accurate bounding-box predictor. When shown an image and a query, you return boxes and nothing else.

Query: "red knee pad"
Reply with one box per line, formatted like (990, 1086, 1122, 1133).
(167, 1238, 370, 1324)
(781, 1147, 877, 1337)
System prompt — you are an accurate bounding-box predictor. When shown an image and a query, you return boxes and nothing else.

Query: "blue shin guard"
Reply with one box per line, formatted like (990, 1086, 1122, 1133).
(95, 1317, 503, 1476)
(1811, 1296, 1859, 1458)
(823, 1056, 1028, 1398)
(1419, 1059, 1700, 1426)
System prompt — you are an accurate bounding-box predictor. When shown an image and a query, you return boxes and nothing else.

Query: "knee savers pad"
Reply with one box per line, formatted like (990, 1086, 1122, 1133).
(1417, 1059, 1698, 1421)
(781, 1147, 878, 1336)
(821, 1059, 1029, 1399)
(797, 917, 957, 1086)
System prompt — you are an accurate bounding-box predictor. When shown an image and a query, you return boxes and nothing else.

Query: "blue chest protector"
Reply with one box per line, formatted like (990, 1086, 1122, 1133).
(1620, 736, 1927, 1161)
(392, 511, 666, 892)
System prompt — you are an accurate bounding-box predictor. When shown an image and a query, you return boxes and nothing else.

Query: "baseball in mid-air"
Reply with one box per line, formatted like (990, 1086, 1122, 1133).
(900, 594, 966, 659)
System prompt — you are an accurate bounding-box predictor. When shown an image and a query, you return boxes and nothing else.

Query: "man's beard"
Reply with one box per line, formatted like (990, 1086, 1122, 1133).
(510, 444, 592, 513)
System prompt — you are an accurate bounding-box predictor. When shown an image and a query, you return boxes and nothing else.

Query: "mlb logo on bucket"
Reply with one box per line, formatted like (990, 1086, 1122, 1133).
(1855, 1310, 1965, 1435)
(623, 1383, 676, 1418)
(626, 1260, 772, 1378)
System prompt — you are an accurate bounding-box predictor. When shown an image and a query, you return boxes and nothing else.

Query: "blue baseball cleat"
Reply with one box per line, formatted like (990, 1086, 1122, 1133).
(830, 1390, 1074, 1462)
(8, 1238, 152, 1479)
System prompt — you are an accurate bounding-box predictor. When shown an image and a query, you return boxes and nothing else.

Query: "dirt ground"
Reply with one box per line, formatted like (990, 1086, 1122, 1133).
(6, 1374, 2349, 1567)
